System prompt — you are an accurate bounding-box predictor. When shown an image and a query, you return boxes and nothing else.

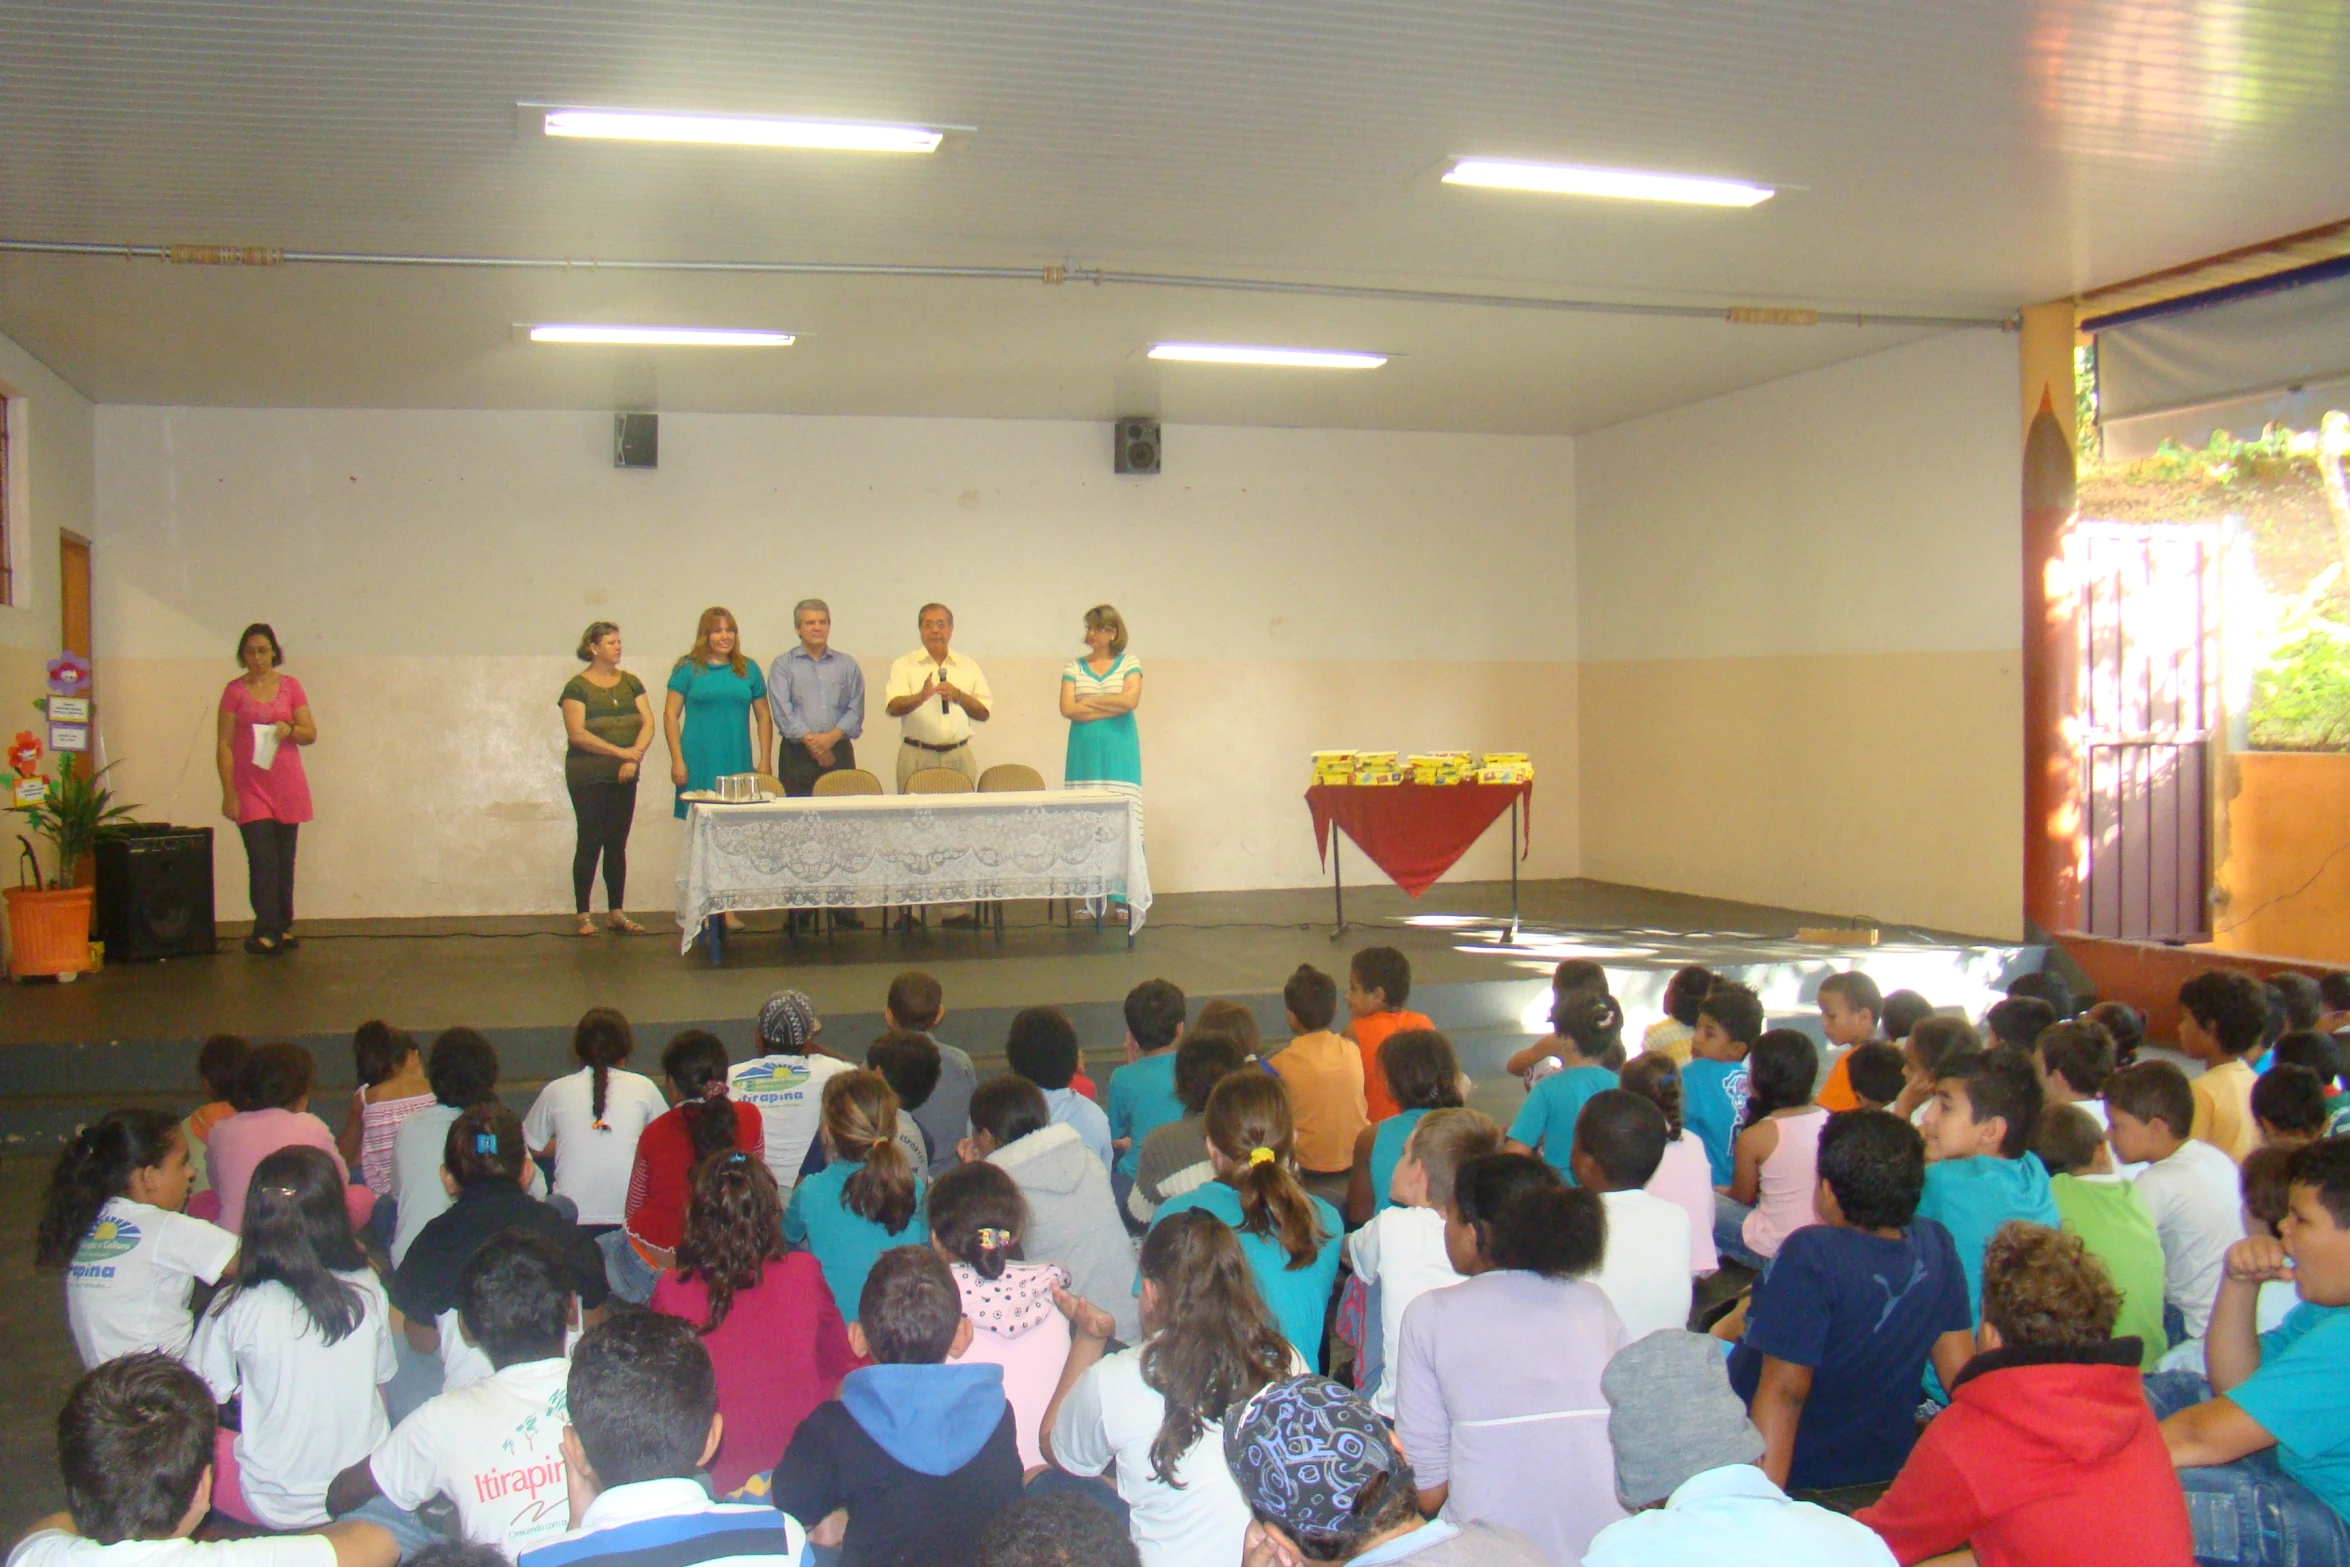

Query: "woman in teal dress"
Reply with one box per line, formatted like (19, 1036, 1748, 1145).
(663, 605, 771, 820)
(1059, 603, 1143, 804)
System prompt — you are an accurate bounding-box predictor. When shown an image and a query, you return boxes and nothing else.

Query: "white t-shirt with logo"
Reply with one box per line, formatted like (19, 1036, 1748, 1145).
(1346, 1206, 1465, 1419)
(728, 1055, 851, 1190)
(190, 1272, 398, 1529)
(371, 1355, 571, 1556)
(64, 1198, 239, 1369)
(7, 1532, 330, 1567)
(522, 1068, 668, 1225)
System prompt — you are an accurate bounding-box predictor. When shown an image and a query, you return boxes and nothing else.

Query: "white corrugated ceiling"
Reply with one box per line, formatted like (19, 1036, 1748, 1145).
(1, 0, 2346, 429)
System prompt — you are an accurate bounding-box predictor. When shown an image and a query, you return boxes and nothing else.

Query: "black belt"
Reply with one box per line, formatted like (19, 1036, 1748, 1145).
(903, 738, 968, 752)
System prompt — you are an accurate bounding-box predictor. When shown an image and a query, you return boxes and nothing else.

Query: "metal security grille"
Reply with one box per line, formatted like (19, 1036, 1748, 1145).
(2075, 519, 2218, 941)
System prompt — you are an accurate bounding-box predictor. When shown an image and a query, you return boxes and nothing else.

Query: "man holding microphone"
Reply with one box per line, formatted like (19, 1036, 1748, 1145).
(884, 602, 992, 790)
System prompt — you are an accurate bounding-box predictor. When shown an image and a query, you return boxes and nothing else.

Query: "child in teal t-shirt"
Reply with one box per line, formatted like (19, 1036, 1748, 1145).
(1505, 991, 1624, 1181)
(1683, 982, 1764, 1184)
(783, 1073, 929, 1323)
(1918, 1051, 2060, 1374)
(1107, 979, 1188, 1182)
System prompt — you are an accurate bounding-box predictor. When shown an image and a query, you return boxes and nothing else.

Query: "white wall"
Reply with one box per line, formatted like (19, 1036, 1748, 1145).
(94, 409, 1578, 919)
(1575, 331, 2025, 936)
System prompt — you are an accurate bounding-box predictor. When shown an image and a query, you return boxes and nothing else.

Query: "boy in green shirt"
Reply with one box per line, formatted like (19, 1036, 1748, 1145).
(2034, 1102, 2167, 1370)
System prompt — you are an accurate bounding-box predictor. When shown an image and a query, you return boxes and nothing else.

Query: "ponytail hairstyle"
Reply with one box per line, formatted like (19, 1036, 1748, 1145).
(1741, 1029, 1822, 1129)
(1553, 991, 1627, 1072)
(573, 1007, 635, 1130)
(1453, 1151, 1606, 1280)
(822, 1070, 918, 1234)
(1378, 1030, 1466, 1114)
(673, 1151, 786, 1333)
(1618, 1053, 1686, 1139)
(37, 1111, 182, 1267)
(1203, 1072, 1327, 1270)
(928, 1160, 1027, 1282)
(661, 1029, 738, 1165)
(1136, 1210, 1292, 1487)
(221, 1146, 368, 1343)
(445, 1104, 529, 1190)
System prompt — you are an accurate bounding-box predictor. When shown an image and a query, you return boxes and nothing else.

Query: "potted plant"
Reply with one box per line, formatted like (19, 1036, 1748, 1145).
(7, 755, 138, 980)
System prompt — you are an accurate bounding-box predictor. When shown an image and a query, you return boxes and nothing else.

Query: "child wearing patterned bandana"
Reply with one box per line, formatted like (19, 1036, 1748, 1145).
(1223, 1375, 1547, 1565)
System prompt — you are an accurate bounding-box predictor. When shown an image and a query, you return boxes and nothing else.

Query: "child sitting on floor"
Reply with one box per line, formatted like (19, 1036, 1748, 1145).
(1917, 1048, 2061, 1342)
(389, 1027, 550, 1267)
(192, 1146, 399, 1531)
(1007, 1007, 1117, 1174)
(1502, 959, 1614, 1081)
(930, 1160, 1072, 1476)
(965, 1075, 1142, 1344)
(1639, 964, 1715, 1068)
(15, 1354, 395, 1567)
(1345, 1029, 1467, 1226)
(38, 1109, 236, 1370)
(1619, 1053, 1720, 1278)
(1882, 989, 1936, 1049)
(1844, 1042, 1908, 1113)
(1108, 979, 1189, 1196)
(784, 1069, 928, 1325)
(1347, 1108, 1501, 1416)
(2033, 1102, 2167, 1370)
(1985, 997, 2058, 1056)
(1716, 1029, 1829, 1270)
(1894, 1016, 1983, 1124)
(866, 1030, 943, 1173)
(1268, 966, 1369, 1206)
(198, 1042, 375, 1236)
(2177, 970, 2271, 1163)
(1572, 1090, 1693, 1341)
(1684, 982, 1762, 1185)
(1726, 1111, 1975, 1492)
(1859, 1222, 2192, 1567)
(2154, 1138, 2350, 1565)
(181, 1032, 250, 1196)
(2253, 1064, 2330, 1148)
(1343, 947, 1436, 1123)
(1130, 1030, 1252, 1224)
(774, 1247, 1025, 1563)
(885, 970, 978, 1178)
(1812, 970, 1884, 1113)
(1504, 992, 1624, 1182)
(336, 1021, 433, 1244)
(2106, 1060, 2244, 1348)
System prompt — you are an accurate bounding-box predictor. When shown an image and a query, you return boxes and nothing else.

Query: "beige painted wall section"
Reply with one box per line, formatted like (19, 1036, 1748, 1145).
(94, 410, 1577, 918)
(1577, 331, 2023, 937)
(0, 330, 97, 768)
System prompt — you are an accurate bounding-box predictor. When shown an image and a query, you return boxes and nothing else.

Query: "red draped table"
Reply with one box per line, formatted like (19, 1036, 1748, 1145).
(1306, 781, 1533, 935)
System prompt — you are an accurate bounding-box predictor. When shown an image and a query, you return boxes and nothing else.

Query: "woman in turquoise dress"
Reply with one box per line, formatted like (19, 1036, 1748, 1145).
(1059, 604, 1143, 805)
(663, 605, 771, 820)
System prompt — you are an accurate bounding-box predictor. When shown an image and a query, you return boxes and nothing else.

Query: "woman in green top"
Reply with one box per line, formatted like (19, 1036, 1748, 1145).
(561, 621, 655, 936)
(664, 605, 772, 821)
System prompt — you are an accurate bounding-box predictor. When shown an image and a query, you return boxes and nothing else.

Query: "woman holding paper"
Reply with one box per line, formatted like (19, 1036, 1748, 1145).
(217, 622, 316, 956)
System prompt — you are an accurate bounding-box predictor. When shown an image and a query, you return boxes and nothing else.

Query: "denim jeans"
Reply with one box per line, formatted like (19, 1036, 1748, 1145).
(345, 1494, 443, 1561)
(599, 1228, 663, 1305)
(2146, 1371, 2350, 1567)
(1713, 1194, 1766, 1271)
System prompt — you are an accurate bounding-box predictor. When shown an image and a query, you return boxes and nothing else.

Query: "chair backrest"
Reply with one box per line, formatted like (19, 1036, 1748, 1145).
(812, 769, 884, 797)
(752, 772, 786, 797)
(905, 767, 975, 795)
(977, 763, 1046, 793)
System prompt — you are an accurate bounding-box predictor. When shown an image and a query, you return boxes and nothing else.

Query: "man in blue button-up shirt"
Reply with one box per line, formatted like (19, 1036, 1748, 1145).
(769, 599, 868, 928)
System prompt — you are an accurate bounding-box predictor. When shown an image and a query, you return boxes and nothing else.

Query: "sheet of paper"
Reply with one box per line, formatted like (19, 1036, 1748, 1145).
(250, 723, 280, 771)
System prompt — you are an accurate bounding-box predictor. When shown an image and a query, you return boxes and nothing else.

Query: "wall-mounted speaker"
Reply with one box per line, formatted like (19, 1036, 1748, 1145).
(614, 413, 659, 469)
(1114, 418, 1160, 476)
(95, 827, 215, 962)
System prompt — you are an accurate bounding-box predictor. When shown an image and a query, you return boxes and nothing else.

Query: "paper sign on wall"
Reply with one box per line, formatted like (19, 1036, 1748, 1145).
(46, 697, 89, 723)
(49, 723, 89, 753)
(11, 777, 46, 807)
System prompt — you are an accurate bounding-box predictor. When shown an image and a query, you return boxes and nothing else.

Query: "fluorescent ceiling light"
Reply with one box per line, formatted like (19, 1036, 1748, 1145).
(542, 108, 943, 154)
(1148, 343, 1387, 369)
(1443, 159, 1773, 207)
(529, 324, 795, 347)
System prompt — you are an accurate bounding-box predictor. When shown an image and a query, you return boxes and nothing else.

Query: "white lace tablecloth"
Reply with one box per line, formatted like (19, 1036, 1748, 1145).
(675, 789, 1151, 950)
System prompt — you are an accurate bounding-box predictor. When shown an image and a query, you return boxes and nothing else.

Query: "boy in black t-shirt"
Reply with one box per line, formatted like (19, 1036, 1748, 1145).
(1725, 1110, 1976, 1491)
(773, 1246, 1023, 1564)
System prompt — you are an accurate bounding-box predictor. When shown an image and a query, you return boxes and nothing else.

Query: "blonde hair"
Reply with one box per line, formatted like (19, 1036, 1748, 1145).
(1407, 1107, 1504, 1210)
(822, 1070, 918, 1233)
(1083, 604, 1130, 657)
(679, 607, 747, 678)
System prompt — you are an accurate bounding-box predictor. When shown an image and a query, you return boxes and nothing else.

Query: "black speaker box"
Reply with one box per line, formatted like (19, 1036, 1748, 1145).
(1114, 418, 1160, 475)
(614, 412, 659, 469)
(95, 827, 216, 961)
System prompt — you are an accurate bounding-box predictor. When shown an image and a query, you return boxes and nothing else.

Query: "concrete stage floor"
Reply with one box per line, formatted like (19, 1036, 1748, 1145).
(0, 877, 2036, 1534)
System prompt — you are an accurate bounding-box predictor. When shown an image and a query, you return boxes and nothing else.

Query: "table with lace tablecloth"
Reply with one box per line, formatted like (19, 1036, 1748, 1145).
(675, 789, 1151, 952)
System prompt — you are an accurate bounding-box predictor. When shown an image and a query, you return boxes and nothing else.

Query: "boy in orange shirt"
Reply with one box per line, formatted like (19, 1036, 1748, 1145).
(1812, 971, 1884, 1112)
(1345, 946, 1435, 1122)
(1272, 962, 1368, 1206)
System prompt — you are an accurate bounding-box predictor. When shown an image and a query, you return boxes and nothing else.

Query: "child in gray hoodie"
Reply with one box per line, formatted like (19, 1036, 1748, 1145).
(961, 1076, 1142, 1343)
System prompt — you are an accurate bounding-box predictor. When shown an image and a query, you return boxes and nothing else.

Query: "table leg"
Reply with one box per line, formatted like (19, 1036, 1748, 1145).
(1127, 902, 1135, 950)
(703, 915, 724, 965)
(1330, 831, 1348, 939)
(1509, 797, 1522, 943)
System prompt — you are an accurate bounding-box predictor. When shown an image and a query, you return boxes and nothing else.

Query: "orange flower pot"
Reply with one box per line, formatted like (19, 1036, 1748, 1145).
(5, 884, 98, 980)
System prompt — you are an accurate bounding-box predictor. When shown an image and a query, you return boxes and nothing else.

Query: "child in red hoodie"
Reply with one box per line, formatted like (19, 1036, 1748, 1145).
(1858, 1220, 2193, 1567)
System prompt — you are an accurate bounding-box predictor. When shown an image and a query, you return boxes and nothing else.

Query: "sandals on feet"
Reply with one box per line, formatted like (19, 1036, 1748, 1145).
(608, 913, 647, 935)
(575, 915, 599, 937)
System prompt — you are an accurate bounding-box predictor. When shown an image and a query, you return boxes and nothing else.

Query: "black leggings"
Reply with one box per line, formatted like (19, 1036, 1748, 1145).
(238, 819, 299, 939)
(567, 776, 638, 913)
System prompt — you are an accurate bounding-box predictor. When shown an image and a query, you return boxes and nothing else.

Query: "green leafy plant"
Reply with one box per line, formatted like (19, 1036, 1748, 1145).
(9, 755, 139, 889)
(2247, 628, 2350, 752)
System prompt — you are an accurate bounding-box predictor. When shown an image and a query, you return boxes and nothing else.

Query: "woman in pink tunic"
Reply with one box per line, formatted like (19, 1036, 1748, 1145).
(216, 623, 316, 955)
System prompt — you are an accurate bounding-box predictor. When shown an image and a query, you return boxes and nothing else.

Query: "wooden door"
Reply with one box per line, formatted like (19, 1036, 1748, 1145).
(59, 531, 91, 665)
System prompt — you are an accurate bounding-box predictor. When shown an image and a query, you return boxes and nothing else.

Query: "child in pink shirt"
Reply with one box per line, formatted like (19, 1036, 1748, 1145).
(195, 1043, 374, 1236)
(1621, 1053, 1720, 1277)
(928, 1160, 1072, 1476)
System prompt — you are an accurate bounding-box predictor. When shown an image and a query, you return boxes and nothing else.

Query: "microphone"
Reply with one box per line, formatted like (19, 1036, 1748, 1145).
(939, 661, 951, 715)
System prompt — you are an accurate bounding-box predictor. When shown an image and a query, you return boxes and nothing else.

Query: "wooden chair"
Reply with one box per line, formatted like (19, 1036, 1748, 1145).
(752, 771, 786, 797)
(976, 763, 1045, 792)
(812, 769, 884, 797)
(905, 767, 975, 794)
